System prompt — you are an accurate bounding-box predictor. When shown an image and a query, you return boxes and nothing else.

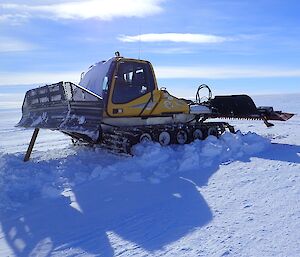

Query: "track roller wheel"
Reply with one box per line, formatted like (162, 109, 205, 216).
(176, 129, 188, 144)
(192, 129, 204, 140)
(207, 127, 218, 137)
(158, 131, 171, 146)
(176, 129, 188, 145)
(139, 133, 152, 143)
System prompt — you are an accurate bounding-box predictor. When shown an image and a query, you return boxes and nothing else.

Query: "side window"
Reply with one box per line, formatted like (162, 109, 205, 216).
(102, 76, 108, 91)
(112, 61, 155, 104)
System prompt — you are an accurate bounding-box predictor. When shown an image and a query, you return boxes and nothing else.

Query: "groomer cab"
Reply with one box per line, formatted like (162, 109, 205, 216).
(103, 57, 189, 118)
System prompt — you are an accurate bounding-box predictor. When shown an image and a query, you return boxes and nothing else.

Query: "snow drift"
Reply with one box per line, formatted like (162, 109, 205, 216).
(0, 131, 269, 212)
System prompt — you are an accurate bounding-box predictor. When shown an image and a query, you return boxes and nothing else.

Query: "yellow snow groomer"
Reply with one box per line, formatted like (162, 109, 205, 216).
(17, 54, 294, 160)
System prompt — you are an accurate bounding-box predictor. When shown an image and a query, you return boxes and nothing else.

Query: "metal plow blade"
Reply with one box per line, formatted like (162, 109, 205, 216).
(257, 106, 294, 121)
(210, 94, 294, 126)
(17, 81, 104, 142)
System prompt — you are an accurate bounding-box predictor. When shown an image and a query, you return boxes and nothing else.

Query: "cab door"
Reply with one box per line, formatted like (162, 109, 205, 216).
(107, 60, 160, 117)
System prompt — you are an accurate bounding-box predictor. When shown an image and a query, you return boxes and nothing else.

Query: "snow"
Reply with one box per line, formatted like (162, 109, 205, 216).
(189, 104, 211, 114)
(78, 58, 115, 97)
(0, 92, 299, 256)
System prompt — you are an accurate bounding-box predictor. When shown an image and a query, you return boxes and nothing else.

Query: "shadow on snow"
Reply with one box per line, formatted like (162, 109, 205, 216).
(0, 141, 299, 256)
(256, 143, 300, 164)
(0, 156, 216, 256)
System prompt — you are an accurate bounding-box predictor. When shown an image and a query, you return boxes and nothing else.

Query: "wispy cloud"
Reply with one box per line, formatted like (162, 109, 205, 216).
(155, 66, 300, 79)
(118, 33, 233, 44)
(0, 14, 28, 25)
(0, 37, 35, 52)
(0, 0, 164, 21)
(0, 71, 80, 85)
(2, 66, 300, 85)
(146, 47, 195, 54)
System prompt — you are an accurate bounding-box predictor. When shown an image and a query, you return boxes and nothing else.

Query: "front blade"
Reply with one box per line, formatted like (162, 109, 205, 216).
(17, 82, 104, 141)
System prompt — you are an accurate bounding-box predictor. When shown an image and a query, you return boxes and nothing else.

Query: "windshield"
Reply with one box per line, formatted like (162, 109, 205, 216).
(112, 61, 155, 104)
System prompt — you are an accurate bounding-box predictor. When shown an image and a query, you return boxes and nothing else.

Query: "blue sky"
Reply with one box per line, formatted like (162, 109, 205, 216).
(1, 0, 300, 96)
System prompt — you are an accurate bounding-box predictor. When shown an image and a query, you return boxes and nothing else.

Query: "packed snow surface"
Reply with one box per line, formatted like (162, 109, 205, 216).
(0, 92, 299, 256)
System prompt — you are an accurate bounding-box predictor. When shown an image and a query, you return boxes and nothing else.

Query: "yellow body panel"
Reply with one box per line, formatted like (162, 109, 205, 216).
(107, 90, 160, 116)
(150, 90, 189, 115)
(107, 89, 189, 117)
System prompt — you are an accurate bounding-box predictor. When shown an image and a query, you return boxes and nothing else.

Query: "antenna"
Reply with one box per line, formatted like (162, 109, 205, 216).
(138, 23, 141, 60)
